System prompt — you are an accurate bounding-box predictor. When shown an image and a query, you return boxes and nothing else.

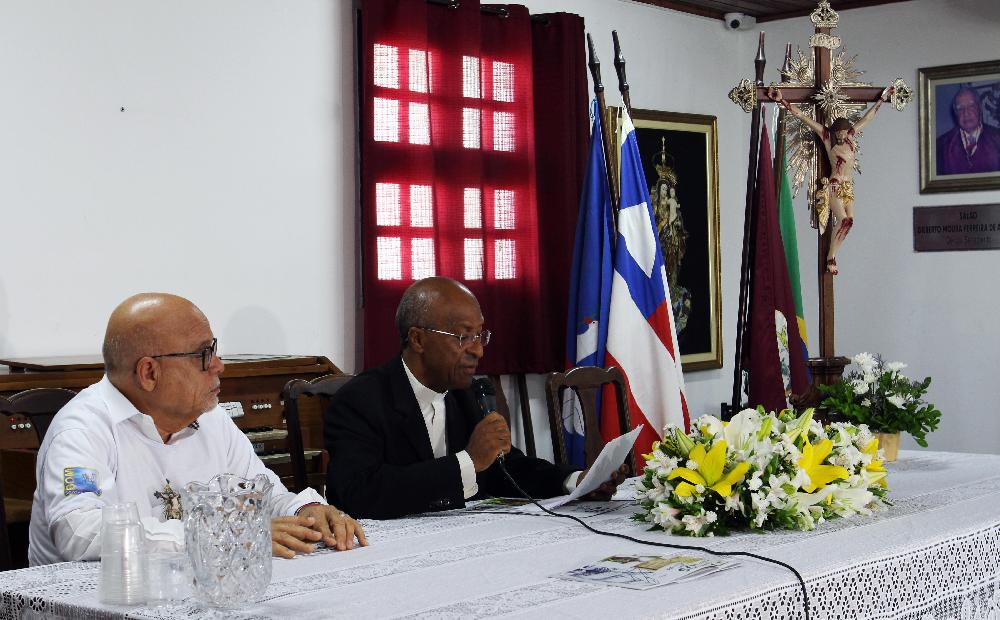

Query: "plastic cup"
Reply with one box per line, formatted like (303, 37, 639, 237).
(102, 502, 141, 526)
(99, 502, 146, 605)
(144, 551, 193, 606)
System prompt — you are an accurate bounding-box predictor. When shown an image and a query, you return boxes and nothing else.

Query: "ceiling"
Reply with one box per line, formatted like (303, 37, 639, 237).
(631, 0, 912, 23)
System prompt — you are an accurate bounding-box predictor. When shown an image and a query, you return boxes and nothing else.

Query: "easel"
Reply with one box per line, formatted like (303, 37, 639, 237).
(727, 1, 912, 413)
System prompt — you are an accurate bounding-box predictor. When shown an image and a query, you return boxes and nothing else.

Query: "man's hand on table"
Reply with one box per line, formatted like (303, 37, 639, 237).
(578, 463, 631, 500)
(271, 506, 368, 558)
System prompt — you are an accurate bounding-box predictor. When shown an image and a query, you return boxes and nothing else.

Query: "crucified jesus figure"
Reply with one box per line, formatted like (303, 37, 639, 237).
(768, 84, 893, 275)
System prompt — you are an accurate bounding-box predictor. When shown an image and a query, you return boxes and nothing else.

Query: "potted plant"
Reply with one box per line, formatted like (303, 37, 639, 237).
(817, 352, 941, 461)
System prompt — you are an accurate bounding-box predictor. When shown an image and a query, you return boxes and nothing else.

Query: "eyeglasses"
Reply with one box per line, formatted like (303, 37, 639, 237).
(418, 327, 491, 348)
(149, 338, 218, 371)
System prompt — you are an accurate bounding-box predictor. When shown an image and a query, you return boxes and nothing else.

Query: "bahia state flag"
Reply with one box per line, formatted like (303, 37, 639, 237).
(604, 106, 690, 471)
(563, 99, 614, 468)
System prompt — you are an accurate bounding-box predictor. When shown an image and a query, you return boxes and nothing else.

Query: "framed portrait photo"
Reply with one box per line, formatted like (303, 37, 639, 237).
(609, 108, 722, 371)
(919, 59, 1000, 193)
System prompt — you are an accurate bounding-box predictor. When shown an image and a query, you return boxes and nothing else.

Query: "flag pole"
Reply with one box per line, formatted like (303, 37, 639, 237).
(773, 44, 792, 197)
(587, 33, 619, 217)
(612, 30, 631, 114)
(729, 32, 766, 417)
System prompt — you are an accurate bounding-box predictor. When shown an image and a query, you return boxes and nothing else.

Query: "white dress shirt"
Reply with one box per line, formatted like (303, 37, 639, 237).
(28, 376, 325, 566)
(962, 125, 983, 157)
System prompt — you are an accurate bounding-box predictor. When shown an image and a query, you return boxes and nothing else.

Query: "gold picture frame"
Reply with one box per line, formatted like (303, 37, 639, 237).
(608, 108, 722, 371)
(919, 59, 1000, 193)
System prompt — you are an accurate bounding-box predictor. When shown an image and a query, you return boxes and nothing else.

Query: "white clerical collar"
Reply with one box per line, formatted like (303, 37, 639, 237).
(401, 358, 447, 412)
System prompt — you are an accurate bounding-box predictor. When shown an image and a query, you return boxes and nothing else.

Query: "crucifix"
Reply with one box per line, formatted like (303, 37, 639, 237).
(727, 1, 913, 410)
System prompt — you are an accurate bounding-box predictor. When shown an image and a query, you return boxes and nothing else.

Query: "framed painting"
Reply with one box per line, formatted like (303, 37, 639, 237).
(609, 108, 722, 371)
(919, 60, 1000, 193)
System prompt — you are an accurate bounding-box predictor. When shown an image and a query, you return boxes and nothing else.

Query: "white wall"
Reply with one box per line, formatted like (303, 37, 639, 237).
(751, 0, 1000, 454)
(0, 0, 358, 365)
(0, 0, 996, 454)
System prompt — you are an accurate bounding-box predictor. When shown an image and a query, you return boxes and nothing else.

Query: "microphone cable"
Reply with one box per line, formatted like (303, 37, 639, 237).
(491, 461, 812, 620)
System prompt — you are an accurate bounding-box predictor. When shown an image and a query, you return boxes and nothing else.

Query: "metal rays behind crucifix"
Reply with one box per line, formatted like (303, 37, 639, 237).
(784, 48, 872, 201)
(731, 1, 914, 210)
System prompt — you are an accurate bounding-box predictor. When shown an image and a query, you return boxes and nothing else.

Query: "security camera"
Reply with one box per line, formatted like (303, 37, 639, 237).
(723, 12, 756, 31)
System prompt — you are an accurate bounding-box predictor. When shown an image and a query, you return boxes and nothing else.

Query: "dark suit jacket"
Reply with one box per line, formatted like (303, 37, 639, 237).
(936, 124, 1000, 175)
(324, 357, 574, 519)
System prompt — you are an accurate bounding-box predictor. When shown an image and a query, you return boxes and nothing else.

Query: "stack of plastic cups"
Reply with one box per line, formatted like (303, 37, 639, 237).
(99, 502, 146, 605)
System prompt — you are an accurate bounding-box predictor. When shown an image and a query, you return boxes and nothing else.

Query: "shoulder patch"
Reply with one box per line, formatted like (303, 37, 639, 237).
(63, 467, 102, 496)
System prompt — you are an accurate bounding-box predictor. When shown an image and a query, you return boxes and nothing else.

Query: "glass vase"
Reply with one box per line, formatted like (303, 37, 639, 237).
(183, 473, 273, 608)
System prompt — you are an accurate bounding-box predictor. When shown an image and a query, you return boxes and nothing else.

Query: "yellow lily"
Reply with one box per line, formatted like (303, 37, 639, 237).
(798, 439, 849, 493)
(642, 440, 661, 462)
(862, 437, 888, 488)
(667, 440, 750, 498)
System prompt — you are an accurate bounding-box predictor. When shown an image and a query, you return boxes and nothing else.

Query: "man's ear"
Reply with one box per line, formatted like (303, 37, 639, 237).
(407, 327, 426, 354)
(134, 357, 159, 392)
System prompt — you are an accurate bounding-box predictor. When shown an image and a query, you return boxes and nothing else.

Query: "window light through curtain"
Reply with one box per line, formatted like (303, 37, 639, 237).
(361, 0, 543, 374)
(360, 1, 586, 375)
(369, 44, 530, 284)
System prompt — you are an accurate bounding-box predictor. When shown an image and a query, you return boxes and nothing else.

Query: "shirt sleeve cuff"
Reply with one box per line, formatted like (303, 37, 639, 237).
(456, 450, 479, 499)
(277, 487, 327, 517)
(563, 471, 583, 494)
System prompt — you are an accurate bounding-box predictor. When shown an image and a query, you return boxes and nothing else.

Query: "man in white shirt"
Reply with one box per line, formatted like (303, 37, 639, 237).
(28, 293, 366, 566)
(324, 277, 623, 519)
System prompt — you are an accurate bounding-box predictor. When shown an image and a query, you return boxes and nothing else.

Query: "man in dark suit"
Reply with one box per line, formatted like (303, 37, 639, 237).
(936, 87, 1000, 175)
(325, 277, 618, 519)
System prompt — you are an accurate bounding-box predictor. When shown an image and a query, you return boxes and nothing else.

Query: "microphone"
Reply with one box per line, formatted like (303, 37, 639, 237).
(471, 377, 498, 421)
(471, 378, 504, 463)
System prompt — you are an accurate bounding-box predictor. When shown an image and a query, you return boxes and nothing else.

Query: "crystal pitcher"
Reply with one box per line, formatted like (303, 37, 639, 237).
(183, 473, 272, 608)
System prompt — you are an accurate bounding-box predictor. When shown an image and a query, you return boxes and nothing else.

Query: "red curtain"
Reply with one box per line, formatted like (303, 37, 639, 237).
(359, 0, 587, 374)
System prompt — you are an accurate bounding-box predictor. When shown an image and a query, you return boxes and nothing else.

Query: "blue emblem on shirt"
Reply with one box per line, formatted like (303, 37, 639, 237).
(63, 467, 102, 496)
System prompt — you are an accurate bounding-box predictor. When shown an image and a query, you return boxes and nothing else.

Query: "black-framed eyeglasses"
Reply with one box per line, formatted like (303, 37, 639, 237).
(418, 327, 491, 348)
(149, 338, 218, 371)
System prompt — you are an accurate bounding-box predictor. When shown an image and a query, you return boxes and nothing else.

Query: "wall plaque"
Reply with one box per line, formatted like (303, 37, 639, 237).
(913, 204, 1000, 252)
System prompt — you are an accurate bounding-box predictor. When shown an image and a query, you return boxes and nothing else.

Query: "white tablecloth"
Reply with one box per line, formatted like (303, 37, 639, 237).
(3, 450, 999, 620)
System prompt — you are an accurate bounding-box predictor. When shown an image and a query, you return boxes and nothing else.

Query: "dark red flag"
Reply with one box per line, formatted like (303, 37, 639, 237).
(746, 120, 809, 411)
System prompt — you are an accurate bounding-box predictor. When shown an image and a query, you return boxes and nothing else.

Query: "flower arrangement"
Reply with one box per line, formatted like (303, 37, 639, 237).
(634, 408, 888, 537)
(818, 352, 941, 447)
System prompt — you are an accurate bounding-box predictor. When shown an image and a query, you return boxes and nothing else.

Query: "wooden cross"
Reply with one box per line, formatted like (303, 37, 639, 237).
(727, 0, 912, 408)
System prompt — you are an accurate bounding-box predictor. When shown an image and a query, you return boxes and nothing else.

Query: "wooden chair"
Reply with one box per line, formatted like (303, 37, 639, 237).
(6, 388, 77, 444)
(486, 374, 538, 458)
(544, 366, 633, 474)
(0, 396, 13, 571)
(0, 388, 76, 570)
(281, 374, 353, 493)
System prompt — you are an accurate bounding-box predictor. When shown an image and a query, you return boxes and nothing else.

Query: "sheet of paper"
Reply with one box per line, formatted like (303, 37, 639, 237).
(611, 476, 641, 501)
(541, 424, 643, 509)
(555, 554, 739, 590)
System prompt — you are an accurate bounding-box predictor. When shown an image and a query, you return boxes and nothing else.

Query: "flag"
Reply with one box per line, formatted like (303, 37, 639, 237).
(564, 99, 614, 468)
(777, 151, 810, 357)
(604, 107, 690, 471)
(747, 118, 809, 411)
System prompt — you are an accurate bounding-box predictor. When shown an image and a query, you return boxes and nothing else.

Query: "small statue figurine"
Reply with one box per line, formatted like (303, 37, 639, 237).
(650, 138, 691, 336)
(768, 84, 893, 275)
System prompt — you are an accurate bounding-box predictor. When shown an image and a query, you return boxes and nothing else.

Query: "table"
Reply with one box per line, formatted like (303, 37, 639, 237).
(3, 450, 999, 619)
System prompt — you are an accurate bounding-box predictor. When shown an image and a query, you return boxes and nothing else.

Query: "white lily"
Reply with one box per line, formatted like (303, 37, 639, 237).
(723, 409, 760, 452)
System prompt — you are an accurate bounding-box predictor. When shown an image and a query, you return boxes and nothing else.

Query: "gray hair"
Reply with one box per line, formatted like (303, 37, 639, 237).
(395, 286, 437, 348)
